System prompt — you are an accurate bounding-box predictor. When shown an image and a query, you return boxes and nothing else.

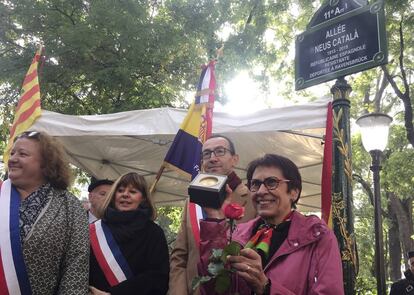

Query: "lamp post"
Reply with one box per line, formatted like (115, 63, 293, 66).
(356, 113, 393, 295)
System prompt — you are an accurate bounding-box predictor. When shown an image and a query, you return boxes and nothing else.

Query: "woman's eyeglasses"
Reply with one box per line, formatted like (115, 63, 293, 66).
(249, 177, 290, 192)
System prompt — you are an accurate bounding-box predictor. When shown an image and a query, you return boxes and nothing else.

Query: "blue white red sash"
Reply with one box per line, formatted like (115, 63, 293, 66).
(0, 179, 32, 295)
(90, 220, 133, 287)
(188, 202, 206, 247)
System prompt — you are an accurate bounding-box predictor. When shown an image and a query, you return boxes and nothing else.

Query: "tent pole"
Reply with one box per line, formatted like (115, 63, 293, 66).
(331, 77, 357, 295)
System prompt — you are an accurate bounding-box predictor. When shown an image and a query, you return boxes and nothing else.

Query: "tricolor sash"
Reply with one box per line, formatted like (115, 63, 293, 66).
(188, 202, 206, 247)
(90, 220, 133, 287)
(0, 179, 32, 295)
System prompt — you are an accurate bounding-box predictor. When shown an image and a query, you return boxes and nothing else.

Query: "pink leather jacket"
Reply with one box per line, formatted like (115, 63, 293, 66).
(198, 211, 344, 295)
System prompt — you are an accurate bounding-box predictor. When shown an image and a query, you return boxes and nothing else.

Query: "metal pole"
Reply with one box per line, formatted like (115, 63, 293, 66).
(370, 150, 386, 295)
(331, 77, 356, 295)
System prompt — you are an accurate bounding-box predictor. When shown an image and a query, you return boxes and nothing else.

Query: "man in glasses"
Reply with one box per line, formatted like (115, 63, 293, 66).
(169, 135, 256, 295)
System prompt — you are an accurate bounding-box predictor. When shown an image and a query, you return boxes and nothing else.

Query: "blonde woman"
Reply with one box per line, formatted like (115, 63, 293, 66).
(89, 172, 169, 295)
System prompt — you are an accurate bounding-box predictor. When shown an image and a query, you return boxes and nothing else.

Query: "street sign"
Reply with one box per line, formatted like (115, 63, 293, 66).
(295, 1, 387, 90)
(308, 0, 367, 28)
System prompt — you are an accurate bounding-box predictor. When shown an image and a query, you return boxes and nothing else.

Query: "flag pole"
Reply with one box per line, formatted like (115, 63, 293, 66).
(149, 164, 165, 194)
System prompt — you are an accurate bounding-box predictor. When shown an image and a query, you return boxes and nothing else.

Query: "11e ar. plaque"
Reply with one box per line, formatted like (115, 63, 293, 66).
(295, 0, 387, 90)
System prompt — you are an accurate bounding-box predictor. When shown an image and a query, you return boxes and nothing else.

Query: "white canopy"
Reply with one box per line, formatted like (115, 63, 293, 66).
(30, 99, 329, 212)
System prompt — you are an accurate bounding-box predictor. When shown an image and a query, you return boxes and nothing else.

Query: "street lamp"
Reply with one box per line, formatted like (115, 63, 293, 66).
(356, 113, 393, 295)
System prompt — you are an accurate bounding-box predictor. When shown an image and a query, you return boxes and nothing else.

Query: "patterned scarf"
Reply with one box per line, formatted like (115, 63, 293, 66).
(19, 183, 52, 240)
(245, 210, 294, 258)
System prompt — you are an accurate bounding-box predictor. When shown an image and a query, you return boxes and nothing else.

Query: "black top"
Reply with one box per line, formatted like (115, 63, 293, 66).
(89, 208, 169, 295)
(390, 270, 414, 295)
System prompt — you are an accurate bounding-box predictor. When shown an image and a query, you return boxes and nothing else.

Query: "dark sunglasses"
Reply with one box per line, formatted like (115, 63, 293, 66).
(14, 131, 40, 141)
(249, 176, 290, 192)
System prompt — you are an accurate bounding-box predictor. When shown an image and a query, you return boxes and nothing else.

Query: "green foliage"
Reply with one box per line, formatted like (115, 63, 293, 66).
(156, 206, 183, 251)
(1, 0, 216, 116)
(383, 153, 414, 198)
(214, 272, 232, 294)
(352, 126, 410, 294)
(208, 258, 225, 276)
(0, 1, 325, 122)
(157, 206, 182, 233)
(192, 275, 211, 290)
(210, 248, 224, 262)
(222, 241, 241, 263)
(354, 192, 376, 292)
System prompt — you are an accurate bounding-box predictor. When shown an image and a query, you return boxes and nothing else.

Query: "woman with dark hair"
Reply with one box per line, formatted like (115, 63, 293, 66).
(0, 131, 89, 294)
(89, 172, 169, 295)
(198, 154, 344, 295)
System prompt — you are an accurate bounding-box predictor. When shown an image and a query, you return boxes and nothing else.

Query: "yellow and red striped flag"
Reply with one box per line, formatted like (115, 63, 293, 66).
(3, 46, 43, 166)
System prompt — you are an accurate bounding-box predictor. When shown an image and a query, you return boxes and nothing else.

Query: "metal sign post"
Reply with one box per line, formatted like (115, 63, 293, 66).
(295, 1, 389, 294)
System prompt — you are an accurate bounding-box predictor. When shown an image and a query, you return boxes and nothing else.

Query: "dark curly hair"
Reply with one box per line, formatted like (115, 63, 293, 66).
(246, 154, 302, 208)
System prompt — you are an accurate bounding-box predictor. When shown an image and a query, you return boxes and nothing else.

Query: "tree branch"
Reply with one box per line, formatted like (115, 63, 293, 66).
(373, 71, 388, 112)
(398, 19, 410, 95)
(353, 174, 374, 206)
(245, 0, 260, 28)
(51, 5, 76, 25)
(381, 18, 414, 146)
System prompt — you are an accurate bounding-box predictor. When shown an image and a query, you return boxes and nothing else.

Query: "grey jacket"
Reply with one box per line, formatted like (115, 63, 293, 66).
(22, 188, 89, 295)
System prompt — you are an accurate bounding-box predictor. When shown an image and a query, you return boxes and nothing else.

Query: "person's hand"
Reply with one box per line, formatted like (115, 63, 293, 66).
(203, 185, 233, 219)
(226, 248, 269, 294)
(89, 286, 110, 295)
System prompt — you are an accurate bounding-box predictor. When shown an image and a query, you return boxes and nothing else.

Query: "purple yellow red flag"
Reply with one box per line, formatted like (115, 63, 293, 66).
(3, 47, 43, 166)
(163, 60, 216, 179)
(161, 60, 216, 246)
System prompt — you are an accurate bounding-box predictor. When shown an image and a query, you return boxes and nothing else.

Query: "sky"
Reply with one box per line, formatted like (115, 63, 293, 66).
(216, 71, 333, 115)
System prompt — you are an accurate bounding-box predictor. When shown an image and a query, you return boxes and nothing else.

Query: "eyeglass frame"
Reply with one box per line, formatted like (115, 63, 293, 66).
(249, 176, 290, 192)
(201, 146, 233, 160)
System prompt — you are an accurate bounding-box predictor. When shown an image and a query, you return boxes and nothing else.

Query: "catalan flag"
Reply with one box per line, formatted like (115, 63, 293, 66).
(3, 47, 43, 166)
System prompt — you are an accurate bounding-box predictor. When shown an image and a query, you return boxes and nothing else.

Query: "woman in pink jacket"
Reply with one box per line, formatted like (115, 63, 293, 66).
(198, 154, 344, 295)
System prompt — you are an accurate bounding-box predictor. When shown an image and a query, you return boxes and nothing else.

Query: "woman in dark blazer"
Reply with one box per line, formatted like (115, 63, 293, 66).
(89, 172, 169, 295)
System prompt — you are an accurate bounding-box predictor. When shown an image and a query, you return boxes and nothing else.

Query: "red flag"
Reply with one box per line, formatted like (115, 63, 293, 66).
(321, 102, 333, 228)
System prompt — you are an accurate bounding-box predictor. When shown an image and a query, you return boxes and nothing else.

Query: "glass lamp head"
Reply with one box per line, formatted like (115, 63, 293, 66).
(356, 113, 393, 152)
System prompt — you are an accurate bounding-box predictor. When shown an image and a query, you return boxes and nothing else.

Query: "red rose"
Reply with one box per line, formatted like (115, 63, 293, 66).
(224, 203, 245, 220)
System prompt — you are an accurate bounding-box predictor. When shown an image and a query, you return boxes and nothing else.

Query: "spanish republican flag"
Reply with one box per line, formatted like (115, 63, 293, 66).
(163, 60, 216, 179)
(163, 60, 216, 246)
(3, 47, 43, 166)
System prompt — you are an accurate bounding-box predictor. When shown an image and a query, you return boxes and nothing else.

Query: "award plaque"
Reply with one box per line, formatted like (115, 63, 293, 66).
(188, 173, 228, 209)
